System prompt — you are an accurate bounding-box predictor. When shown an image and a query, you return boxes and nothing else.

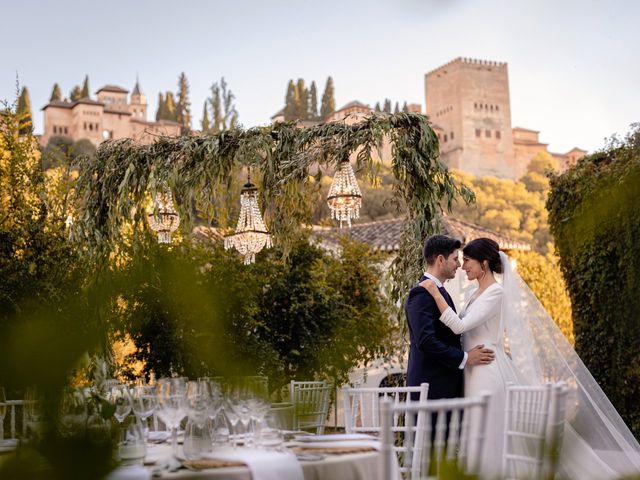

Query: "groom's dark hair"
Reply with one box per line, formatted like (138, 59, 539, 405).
(423, 235, 461, 265)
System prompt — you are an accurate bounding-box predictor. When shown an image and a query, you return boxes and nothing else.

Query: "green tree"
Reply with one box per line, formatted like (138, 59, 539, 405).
(374, 102, 381, 112)
(69, 85, 82, 102)
(320, 76, 335, 119)
(200, 101, 210, 133)
(50, 83, 62, 102)
(16, 87, 32, 135)
(402, 101, 408, 113)
(176, 72, 191, 133)
(309, 81, 319, 120)
(548, 125, 640, 436)
(284, 80, 298, 121)
(81, 75, 90, 98)
(296, 78, 308, 120)
(164, 92, 177, 121)
(394, 102, 400, 114)
(383, 98, 392, 113)
(208, 77, 238, 132)
(155, 92, 165, 121)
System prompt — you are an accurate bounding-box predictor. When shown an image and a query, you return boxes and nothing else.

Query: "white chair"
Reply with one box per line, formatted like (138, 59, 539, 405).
(1, 400, 25, 441)
(381, 392, 492, 480)
(502, 382, 568, 480)
(289, 381, 331, 435)
(342, 383, 429, 434)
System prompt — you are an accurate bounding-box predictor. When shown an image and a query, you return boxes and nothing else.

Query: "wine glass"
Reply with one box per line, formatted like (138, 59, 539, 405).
(156, 377, 186, 460)
(224, 399, 241, 448)
(131, 385, 157, 438)
(185, 381, 211, 427)
(108, 385, 132, 424)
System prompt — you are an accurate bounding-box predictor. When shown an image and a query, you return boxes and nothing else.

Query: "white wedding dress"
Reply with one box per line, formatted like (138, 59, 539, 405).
(437, 253, 640, 479)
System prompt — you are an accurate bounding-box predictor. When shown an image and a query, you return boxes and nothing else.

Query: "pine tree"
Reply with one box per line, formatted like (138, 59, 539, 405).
(17, 87, 33, 135)
(176, 72, 191, 133)
(394, 102, 400, 114)
(220, 77, 238, 130)
(284, 80, 297, 121)
(156, 93, 165, 121)
(201, 101, 210, 133)
(296, 79, 308, 120)
(81, 75, 90, 98)
(383, 98, 392, 113)
(164, 92, 177, 121)
(210, 83, 222, 132)
(50, 83, 62, 102)
(320, 76, 335, 119)
(374, 102, 381, 112)
(70, 85, 82, 102)
(309, 81, 319, 120)
(402, 101, 408, 113)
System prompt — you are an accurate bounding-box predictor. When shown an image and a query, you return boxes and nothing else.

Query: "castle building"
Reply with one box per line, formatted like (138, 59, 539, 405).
(40, 80, 181, 147)
(425, 57, 585, 178)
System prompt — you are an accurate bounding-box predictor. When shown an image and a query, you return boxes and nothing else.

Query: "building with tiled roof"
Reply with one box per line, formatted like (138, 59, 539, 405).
(41, 80, 181, 147)
(311, 216, 531, 253)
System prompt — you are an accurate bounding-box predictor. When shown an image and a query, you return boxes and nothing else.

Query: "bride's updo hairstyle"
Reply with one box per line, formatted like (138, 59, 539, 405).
(463, 238, 503, 274)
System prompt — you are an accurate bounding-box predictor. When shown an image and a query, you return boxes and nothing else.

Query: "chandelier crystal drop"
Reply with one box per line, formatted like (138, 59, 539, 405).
(147, 188, 180, 244)
(224, 175, 272, 265)
(327, 160, 362, 228)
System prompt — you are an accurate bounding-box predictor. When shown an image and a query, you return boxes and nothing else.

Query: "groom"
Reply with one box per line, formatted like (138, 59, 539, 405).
(406, 235, 495, 400)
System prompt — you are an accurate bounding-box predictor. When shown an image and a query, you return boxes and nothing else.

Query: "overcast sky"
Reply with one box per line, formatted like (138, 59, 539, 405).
(2, 0, 638, 152)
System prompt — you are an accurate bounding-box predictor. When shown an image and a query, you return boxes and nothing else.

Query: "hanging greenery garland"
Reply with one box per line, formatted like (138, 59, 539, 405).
(73, 112, 474, 305)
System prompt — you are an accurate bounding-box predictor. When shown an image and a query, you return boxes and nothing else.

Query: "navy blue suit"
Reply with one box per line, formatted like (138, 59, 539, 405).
(406, 275, 464, 400)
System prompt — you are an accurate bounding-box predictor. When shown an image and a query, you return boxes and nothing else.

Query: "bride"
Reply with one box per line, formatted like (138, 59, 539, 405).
(419, 237, 640, 479)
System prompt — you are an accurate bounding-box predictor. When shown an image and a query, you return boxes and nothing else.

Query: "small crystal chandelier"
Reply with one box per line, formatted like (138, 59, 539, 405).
(147, 188, 180, 244)
(224, 168, 272, 265)
(327, 159, 362, 228)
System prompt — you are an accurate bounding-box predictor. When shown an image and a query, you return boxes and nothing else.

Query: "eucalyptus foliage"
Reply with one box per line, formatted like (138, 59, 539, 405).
(73, 113, 474, 307)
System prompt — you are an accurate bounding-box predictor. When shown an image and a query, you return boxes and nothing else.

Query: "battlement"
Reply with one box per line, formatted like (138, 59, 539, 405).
(426, 57, 507, 77)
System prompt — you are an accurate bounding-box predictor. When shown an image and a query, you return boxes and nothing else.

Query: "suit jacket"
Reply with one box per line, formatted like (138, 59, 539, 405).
(405, 275, 464, 399)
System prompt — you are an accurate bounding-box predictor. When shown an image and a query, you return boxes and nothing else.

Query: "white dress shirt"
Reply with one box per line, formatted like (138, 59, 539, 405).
(423, 272, 468, 369)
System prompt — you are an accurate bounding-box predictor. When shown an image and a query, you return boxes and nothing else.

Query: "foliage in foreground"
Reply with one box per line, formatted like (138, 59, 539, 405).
(547, 124, 640, 437)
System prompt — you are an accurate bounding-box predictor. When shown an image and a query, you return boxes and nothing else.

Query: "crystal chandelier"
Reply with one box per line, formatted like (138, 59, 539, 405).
(147, 188, 180, 244)
(327, 159, 362, 228)
(224, 170, 272, 265)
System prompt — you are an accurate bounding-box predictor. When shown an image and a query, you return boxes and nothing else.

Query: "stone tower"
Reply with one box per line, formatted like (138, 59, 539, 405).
(425, 57, 517, 179)
(130, 77, 147, 120)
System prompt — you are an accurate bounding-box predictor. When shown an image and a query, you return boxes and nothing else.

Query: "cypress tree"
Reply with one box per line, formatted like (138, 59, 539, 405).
(309, 81, 318, 120)
(50, 83, 62, 102)
(164, 92, 177, 121)
(374, 102, 381, 112)
(176, 72, 191, 133)
(320, 76, 335, 119)
(70, 85, 82, 102)
(201, 101, 210, 133)
(284, 80, 297, 121)
(402, 101, 409, 113)
(383, 98, 392, 113)
(210, 83, 222, 132)
(156, 93, 165, 121)
(17, 87, 33, 135)
(220, 77, 238, 130)
(81, 75, 90, 98)
(296, 78, 308, 120)
(394, 102, 400, 114)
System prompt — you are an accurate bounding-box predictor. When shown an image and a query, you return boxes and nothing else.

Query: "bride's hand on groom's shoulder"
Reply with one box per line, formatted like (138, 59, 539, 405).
(419, 279, 439, 296)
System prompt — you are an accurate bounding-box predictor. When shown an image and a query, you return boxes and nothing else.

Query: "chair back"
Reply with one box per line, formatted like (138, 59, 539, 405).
(381, 392, 491, 480)
(1, 400, 26, 441)
(290, 381, 331, 435)
(343, 383, 429, 434)
(502, 382, 568, 480)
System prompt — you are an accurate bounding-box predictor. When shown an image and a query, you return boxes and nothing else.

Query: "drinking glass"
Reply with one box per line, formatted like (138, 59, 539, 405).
(117, 419, 147, 466)
(224, 400, 241, 448)
(183, 418, 211, 460)
(156, 377, 186, 459)
(185, 381, 211, 427)
(131, 385, 157, 438)
(109, 385, 132, 424)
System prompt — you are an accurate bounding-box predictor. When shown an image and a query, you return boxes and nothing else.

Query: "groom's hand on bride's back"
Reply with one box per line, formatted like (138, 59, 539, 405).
(466, 344, 495, 366)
